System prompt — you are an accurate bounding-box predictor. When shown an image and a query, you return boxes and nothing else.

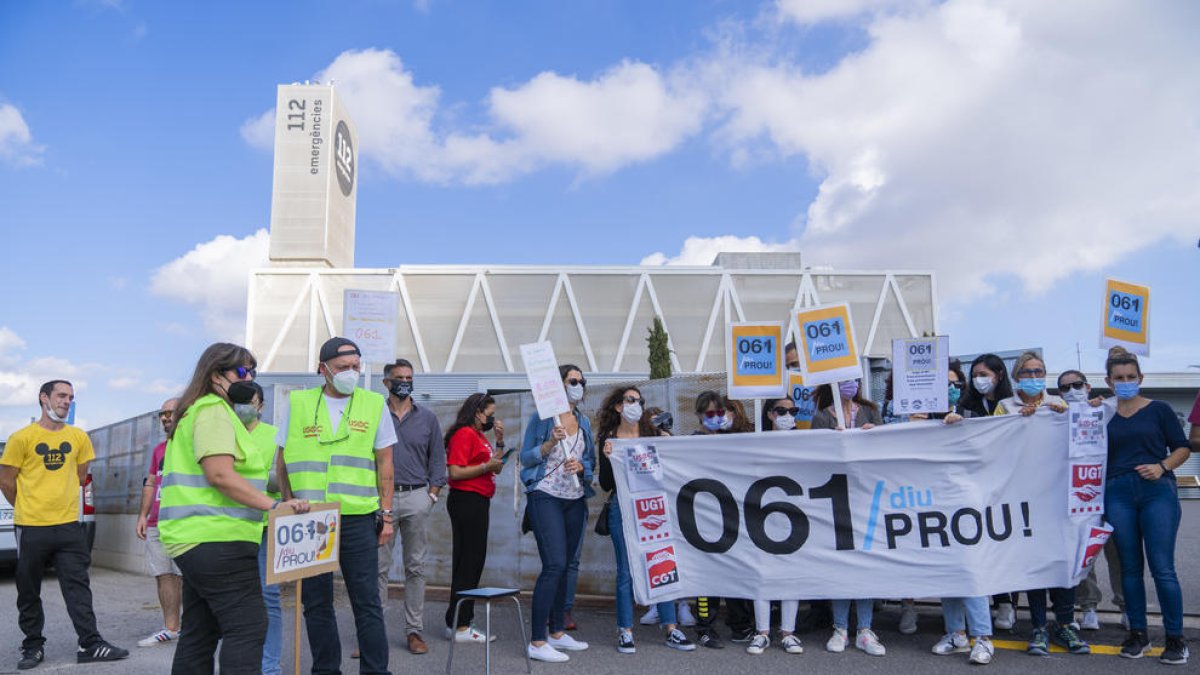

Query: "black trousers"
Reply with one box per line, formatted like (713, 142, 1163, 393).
(15, 523, 101, 650)
(172, 541, 266, 675)
(695, 596, 753, 634)
(444, 489, 491, 629)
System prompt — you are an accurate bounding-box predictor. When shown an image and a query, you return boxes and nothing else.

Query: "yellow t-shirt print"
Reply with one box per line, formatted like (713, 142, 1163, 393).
(0, 423, 95, 527)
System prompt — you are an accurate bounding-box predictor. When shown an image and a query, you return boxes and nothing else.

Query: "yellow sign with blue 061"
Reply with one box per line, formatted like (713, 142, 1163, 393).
(1100, 278, 1150, 356)
(726, 322, 786, 399)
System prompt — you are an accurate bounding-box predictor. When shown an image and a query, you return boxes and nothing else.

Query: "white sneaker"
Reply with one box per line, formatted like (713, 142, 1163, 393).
(932, 632, 970, 655)
(448, 626, 496, 643)
(547, 633, 589, 651)
(137, 629, 179, 647)
(826, 627, 849, 653)
(994, 603, 1015, 630)
(781, 634, 804, 654)
(856, 628, 886, 656)
(746, 634, 769, 655)
(616, 629, 636, 654)
(899, 604, 918, 635)
(528, 643, 569, 663)
(677, 601, 697, 626)
(1079, 609, 1100, 631)
(639, 605, 660, 625)
(970, 637, 994, 664)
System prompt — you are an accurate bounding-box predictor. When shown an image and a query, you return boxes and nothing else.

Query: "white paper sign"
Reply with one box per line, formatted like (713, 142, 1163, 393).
(266, 502, 341, 584)
(343, 290, 398, 365)
(891, 336, 949, 415)
(519, 341, 571, 421)
(1068, 402, 1109, 458)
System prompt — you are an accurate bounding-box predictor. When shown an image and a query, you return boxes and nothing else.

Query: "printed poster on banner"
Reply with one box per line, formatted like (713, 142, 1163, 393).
(1075, 522, 1114, 576)
(518, 341, 572, 421)
(624, 444, 664, 494)
(266, 502, 341, 585)
(793, 303, 862, 386)
(726, 322, 787, 400)
(1099, 278, 1150, 356)
(342, 290, 398, 365)
(891, 336, 949, 415)
(644, 544, 681, 597)
(788, 371, 817, 430)
(1068, 402, 1108, 458)
(1069, 461, 1105, 518)
(633, 493, 674, 544)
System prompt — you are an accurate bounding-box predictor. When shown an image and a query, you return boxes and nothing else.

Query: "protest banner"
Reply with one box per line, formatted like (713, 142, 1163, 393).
(1099, 278, 1150, 355)
(609, 412, 1095, 603)
(788, 371, 817, 430)
(726, 322, 786, 400)
(891, 336, 949, 415)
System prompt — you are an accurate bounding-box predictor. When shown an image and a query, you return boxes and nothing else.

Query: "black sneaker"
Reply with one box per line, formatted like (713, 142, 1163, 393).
(697, 629, 724, 650)
(617, 629, 636, 654)
(77, 640, 129, 663)
(1119, 630, 1150, 659)
(1048, 622, 1090, 654)
(1161, 636, 1189, 665)
(666, 628, 697, 652)
(17, 647, 43, 670)
(730, 627, 755, 643)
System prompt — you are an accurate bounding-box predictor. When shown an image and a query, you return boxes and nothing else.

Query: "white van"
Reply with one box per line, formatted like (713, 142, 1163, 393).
(0, 491, 16, 567)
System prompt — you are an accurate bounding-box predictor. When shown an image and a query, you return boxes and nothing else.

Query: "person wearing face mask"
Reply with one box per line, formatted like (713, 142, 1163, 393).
(276, 337, 396, 675)
(690, 391, 754, 648)
(373, 358, 446, 655)
(1102, 347, 1190, 664)
(597, 387, 696, 656)
(521, 365, 595, 636)
(1058, 371, 1125, 632)
(761, 397, 800, 432)
(157, 343, 309, 674)
(444, 394, 506, 645)
(811, 380, 885, 656)
(134, 397, 183, 649)
(1, 380, 130, 670)
(521, 365, 594, 661)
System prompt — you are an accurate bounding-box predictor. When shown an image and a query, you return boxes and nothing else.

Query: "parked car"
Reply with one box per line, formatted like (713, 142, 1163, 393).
(81, 472, 95, 552)
(0, 491, 16, 568)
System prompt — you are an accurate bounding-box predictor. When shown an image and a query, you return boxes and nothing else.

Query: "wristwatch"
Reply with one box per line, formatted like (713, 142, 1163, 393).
(1159, 461, 1170, 474)
(495, 441, 506, 449)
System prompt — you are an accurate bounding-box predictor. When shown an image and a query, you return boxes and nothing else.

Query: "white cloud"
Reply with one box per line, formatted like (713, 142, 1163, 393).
(150, 229, 270, 341)
(775, 0, 925, 25)
(0, 327, 90, 408)
(244, 49, 705, 184)
(700, 0, 1200, 300)
(109, 375, 180, 396)
(0, 102, 45, 167)
(641, 235, 800, 266)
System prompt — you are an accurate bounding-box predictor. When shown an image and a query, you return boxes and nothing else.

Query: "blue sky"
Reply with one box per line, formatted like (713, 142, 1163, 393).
(1, 0, 1197, 435)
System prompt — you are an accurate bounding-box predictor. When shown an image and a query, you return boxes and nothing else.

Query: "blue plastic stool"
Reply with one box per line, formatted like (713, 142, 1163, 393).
(446, 587, 532, 674)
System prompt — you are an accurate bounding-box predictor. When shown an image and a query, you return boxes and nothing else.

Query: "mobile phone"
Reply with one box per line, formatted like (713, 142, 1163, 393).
(500, 447, 518, 463)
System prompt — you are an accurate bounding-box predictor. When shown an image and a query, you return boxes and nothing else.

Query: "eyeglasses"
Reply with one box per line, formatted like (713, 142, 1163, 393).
(568, 378, 587, 387)
(949, 382, 965, 390)
(1059, 381, 1087, 390)
(315, 396, 353, 445)
(704, 409, 727, 418)
(772, 406, 801, 416)
(623, 395, 642, 405)
(157, 410, 173, 419)
(231, 366, 256, 379)
(1016, 368, 1046, 378)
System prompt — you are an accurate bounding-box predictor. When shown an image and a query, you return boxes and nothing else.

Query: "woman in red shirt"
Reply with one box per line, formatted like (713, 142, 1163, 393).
(442, 393, 506, 642)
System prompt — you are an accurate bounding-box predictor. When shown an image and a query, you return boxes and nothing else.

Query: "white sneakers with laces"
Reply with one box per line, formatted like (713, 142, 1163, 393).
(855, 628, 886, 656)
(826, 627, 849, 653)
(547, 633, 589, 651)
(639, 606, 659, 625)
(970, 637, 995, 664)
(781, 634, 804, 654)
(745, 634, 769, 655)
(1079, 609, 1100, 631)
(137, 629, 179, 648)
(445, 626, 496, 643)
(993, 603, 1015, 630)
(528, 643, 569, 663)
(932, 632, 970, 655)
(677, 601, 697, 626)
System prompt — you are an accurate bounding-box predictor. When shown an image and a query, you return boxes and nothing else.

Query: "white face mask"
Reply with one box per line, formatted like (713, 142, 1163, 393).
(1062, 387, 1088, 403)
(45, 402, 69, 423)
(329, 368, 360, 395)
(774, 414, 796, 431)
(566, 383, 585, 403)
(621, 402, 643, 424)
(972, 376, 995, 395)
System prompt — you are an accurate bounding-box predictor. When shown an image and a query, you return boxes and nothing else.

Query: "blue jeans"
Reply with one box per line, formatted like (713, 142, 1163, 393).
(527, 491, 587, 642)
(609, 499, 677, 629)
(301, 514, 390, 675)
(1026, 587, 1074, 629)
(258, 530, 282, 675)
(564, 529, 584, 613)
(941, 597, 992, 637)
(832, 598, 874, 630)
(1105, 471, 1184, 635)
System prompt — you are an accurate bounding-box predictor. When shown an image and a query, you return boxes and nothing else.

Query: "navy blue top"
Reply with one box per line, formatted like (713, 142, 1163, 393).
(1106, 400, 1188, 479)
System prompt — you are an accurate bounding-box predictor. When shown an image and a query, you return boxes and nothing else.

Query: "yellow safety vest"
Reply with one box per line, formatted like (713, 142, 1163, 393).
(283, 387, 383, 516)
(248, 422, 279, 526)
(159, 394, 271, 545)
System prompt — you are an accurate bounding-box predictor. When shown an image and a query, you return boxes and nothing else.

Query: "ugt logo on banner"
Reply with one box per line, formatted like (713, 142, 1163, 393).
(634, 493, 673, 544)
(1069, 463, 1104, 516)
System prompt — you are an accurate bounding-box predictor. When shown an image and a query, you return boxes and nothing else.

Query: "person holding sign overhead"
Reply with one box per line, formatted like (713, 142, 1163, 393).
(158, 343, 309, 674)
(276, 337, 396, 675)
(521, 365, 596, 661)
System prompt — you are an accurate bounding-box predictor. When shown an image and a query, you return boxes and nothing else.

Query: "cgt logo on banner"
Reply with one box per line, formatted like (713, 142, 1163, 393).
(610, 412, 1099, 604)
(1076, 522, 1114, 575)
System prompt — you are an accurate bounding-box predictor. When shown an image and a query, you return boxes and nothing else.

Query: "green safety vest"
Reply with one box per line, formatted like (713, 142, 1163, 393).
(283, 387, 383, 516)
(249, 422, 279, 526)
(159, 394, 271, 545)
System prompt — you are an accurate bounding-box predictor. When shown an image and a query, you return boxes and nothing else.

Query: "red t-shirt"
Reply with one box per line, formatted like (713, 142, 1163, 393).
(447, 427, 496, 499)
(1189, 391, 1200, 426)
(146, 441, 167, 527)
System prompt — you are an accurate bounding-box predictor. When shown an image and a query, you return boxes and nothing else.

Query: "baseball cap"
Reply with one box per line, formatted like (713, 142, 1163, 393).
(319, 337, 361, 363)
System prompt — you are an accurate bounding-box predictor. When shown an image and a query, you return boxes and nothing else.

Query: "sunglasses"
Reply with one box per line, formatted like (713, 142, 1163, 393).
(704, 409, 727, 418)
(772, 406, 801, 416)
(1016, 368, 1046, 378)
(568, 378, 587, 387)
(949, 382, 965, 390)
(1059, 381, 1088, 391)
(231, 366, 257, 379)
(623, 396, 643, 405)
(157, 410, 173, 419)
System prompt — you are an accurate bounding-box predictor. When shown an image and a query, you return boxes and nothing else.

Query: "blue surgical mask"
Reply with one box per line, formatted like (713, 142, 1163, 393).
(1018, 378, 1046, 396)
(947, 385, 962, 407)
(1114, 381, 1140, 400)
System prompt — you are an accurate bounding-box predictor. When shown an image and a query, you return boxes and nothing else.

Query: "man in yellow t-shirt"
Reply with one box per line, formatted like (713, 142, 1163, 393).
(0, 380, 128, 670)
